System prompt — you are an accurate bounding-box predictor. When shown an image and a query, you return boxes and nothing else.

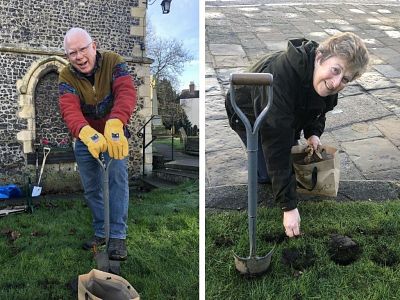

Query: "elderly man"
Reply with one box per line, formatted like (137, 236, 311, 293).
(59, 27, 136, 260)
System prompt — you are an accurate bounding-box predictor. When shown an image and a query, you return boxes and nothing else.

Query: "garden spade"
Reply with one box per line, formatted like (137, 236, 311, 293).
(95, 156, 121, 275)
(31, 147, 51, 197)
(230, 73, 275, 276)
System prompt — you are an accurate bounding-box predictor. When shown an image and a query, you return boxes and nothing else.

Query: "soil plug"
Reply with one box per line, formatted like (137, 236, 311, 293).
(328, 234, 361, 265)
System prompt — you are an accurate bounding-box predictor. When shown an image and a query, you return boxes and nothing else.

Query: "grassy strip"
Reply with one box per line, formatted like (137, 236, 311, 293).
(154, 137, 184, 151)
(206, 200, 400, 299)
(0, 182, 198, 299)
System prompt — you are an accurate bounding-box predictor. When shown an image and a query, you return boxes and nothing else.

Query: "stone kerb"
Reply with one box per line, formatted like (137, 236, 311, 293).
(16, 56, 68, 153)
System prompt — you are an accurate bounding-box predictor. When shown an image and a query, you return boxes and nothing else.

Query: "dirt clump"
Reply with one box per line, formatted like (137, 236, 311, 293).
(328, 234, 361, 265)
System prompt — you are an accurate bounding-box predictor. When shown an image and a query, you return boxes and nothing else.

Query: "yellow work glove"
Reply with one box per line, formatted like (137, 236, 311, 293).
(104, 118, 129, 159)
(78, 125, 108, 158)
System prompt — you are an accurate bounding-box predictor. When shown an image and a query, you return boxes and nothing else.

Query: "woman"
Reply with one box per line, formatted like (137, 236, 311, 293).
(225, 32, 369, 238)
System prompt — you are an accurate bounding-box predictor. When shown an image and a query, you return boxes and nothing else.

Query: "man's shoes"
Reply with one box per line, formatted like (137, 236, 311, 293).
(82, 236, 106, 250)
(108, 238, 128, 261)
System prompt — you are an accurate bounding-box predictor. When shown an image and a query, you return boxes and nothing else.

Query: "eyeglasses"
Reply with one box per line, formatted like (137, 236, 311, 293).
(67, 41, 93, 59)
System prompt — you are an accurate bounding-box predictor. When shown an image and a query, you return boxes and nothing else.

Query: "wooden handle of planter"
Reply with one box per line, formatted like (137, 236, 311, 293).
(230, 73, 273, 86)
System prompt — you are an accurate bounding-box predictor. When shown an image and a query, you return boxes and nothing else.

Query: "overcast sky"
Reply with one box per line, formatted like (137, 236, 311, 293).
(147, 0, 199, 92)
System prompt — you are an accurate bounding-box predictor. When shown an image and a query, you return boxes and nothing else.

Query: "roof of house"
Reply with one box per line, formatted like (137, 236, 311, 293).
(180, 89, 199, 99)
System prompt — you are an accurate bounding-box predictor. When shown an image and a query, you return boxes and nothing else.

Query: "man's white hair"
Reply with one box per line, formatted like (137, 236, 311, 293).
(63, 27, 93, 53)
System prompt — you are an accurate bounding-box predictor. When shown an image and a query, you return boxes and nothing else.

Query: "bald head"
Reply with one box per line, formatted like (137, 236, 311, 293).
(63, 27, 97, 74)
(63, 27, 93, 54)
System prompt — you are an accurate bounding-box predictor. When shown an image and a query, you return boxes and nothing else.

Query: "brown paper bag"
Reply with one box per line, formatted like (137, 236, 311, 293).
(78, 269, 140, 300)
(291, 145, 340, 197)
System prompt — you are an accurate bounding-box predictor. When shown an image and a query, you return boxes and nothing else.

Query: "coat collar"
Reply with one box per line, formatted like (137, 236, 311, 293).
(286, 38, 318, 88)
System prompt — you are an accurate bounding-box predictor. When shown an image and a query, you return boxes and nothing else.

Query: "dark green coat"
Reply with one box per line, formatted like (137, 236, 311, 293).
(225, 38, 338, 211)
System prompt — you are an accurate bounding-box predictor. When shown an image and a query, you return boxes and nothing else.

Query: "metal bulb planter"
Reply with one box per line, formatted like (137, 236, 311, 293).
(229, 73, 275, 276)
(95, 157, 121, 275)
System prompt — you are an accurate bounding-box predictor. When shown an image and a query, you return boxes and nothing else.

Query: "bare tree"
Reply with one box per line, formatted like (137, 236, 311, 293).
(146, 22, 193, 134)
(146, 23, 193, 88)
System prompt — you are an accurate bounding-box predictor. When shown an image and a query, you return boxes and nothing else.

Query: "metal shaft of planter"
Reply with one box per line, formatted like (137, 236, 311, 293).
(229, 73, 275, 276)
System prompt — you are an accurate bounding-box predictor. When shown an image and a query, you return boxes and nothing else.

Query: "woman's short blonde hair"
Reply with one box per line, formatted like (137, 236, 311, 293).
(317, 32, 369, 81)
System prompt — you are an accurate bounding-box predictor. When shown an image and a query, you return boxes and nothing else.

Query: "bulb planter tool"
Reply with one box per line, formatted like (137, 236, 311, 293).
(229, 73, 275, 276)
(95, 156, 121, 275)
(31, 147, 51, 197)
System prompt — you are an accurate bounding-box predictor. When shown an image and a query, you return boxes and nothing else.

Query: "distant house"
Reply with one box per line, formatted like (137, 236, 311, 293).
(179, 82, 199, 128)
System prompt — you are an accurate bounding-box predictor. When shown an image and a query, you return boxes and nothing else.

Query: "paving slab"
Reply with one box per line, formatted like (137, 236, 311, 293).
(363, 38, 385, 48)
(237, 36, 265, 49)
(338, 152, 365, 180)
(341, 137, 400, 174)
(214, 55, 250, 68)
(205, 50, 213, 64)
(373, 116, 400, 147)
(319, 131, 340, 149)
(369, 87, 400, 115)
(253, 26, 276, 33)
(205, 18, 232, 27)
(325, 93, 392, 130)
(206, 33, 241, 45)
(337, 84, 365, 97)
(204, 11, 225, 19)
(373, 64, 400, 78)
(364, 169, 400, 181)
(205, 119, 242, 153)
(376, 36, 400, 47)
(242, 49, 269, 63)
(263, 40, 288, 51)
(206, 148, 247, 187)
(355, 71, 397, 90)
(209, 44, 247, 56)
(369, 47, 400, 66)
(205, 63, 217, 76)
(205, 96, 228, 121)
(215, 67, 247, 84)
(330, 122, 383, 142)
(205, 76, 223, 96)
(206, 26, 236, 35)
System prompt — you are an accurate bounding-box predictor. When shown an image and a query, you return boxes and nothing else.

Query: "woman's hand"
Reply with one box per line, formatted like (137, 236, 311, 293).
(307, 135, 321, 150)
(283, 208, 301, 237)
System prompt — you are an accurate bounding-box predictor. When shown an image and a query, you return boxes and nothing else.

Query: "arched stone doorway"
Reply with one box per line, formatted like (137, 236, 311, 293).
(16, 56, 82, 193)
(16, 56, 69, 154)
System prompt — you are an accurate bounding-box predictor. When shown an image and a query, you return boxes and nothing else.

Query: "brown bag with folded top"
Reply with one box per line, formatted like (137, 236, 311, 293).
(291, 144, 340, 197)
(78, 269, 140, 300)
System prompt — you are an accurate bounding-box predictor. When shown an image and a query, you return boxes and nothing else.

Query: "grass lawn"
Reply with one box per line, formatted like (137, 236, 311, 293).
(206, 200, 400, 299)
(154, 137, 184, 151)
(0, 181, 198, 300)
